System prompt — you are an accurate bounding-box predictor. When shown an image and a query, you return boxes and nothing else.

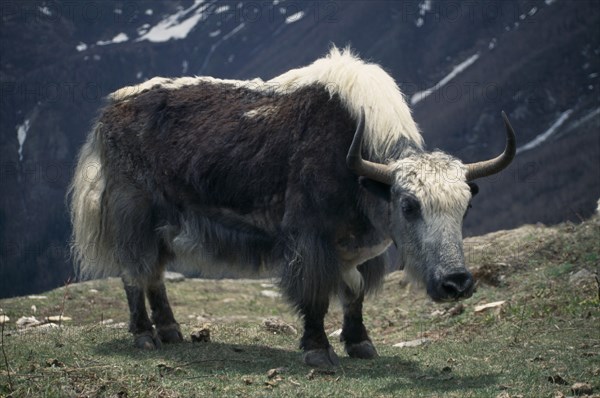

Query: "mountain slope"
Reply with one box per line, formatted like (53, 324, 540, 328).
(0, 0, 598, 297)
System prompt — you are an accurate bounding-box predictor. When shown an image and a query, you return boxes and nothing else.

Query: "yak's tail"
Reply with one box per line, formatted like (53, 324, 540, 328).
(68, 124, 119, 279)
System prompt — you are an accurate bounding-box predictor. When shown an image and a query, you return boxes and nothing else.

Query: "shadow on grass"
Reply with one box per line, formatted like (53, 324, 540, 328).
(94, 337, 498, 393)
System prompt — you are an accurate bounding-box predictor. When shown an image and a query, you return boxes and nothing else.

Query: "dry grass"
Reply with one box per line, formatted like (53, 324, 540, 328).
(1, 216, 599, 397)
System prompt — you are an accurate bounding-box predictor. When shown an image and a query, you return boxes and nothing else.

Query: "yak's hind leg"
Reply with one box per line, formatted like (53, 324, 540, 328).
(107, 183, 181, 347)
(122, 267, 183, 348)
(339, 257, 386, 359)
(122, 279, 161, 349)
(147, 275, 183, 344)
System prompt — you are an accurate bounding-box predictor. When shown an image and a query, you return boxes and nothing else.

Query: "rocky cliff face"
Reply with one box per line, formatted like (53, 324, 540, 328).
(1, 0, 598, 298)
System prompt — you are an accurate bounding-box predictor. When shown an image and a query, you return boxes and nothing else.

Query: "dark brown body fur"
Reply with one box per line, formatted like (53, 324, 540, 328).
(78, 81, 394, 362)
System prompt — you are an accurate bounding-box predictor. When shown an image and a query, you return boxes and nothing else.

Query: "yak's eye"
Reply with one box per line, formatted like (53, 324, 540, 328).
(401, 197, 421, 220)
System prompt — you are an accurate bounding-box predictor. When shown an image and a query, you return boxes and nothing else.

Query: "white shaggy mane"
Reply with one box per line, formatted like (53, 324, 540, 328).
(269, 47, 423, 158)
(109, 46, 423, 159)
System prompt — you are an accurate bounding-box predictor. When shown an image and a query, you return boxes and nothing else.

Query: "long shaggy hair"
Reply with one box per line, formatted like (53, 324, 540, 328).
(109, 46, 423, 160)
(69, 46, 418, 303)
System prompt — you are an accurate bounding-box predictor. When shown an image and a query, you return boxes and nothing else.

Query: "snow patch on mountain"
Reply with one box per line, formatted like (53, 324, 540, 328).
(201, 23, 246, 72)
(137, 0, 209, 43)
(17, 119, 31, 162)
(96, 33, 129, 46)
(565, 108, 600, 132)
(516, 110, 573, 154)
(214, 5, 230, 14)
(38, 6, 52, 16)
(415, 0, 432, 27)
(285, 11, 305, 24)
(411, 53, 480, 105)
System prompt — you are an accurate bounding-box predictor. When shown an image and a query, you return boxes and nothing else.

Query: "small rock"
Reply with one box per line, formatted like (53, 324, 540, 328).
(196, 315, 210, 323)
(393, 338, 431, 348)
(47, 315, 72, 323)
(100, 318, 114, 325)
(191, 326, 211, 343)
(89, 289, 99, 293)
(430, 309, 445, 317)
(222, 298, 235, 303)
(474, 301, 506, 313)
(242, 377, 253, 385)
(260, 290, 282, 298)
(263, 318, 297, 335)
(0, 315, 9, 325)
(569, 269, 594, 285)
(164, 271, 185, 282)
(289, 378, 301, 387)
(328, 328, 342, 338)
(27, 295, 47, 300)
(45, 358, 65, 368)
(571, 382, 593, 395)
(307, 368, 335, 380)
(548, 374, 569, 385)
(38, 323, 59, 330)
(267, 367, 287, 379)
(448, 303, 464, 316)
(16, 316, 41, 329)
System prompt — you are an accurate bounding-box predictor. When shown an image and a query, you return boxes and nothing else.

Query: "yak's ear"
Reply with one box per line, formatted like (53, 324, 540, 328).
(468, 182, 479, 197)
(360, 177, 391, 202)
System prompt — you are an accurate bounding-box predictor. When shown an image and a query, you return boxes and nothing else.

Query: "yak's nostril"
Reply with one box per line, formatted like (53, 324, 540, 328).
(440, 271, 474, 298)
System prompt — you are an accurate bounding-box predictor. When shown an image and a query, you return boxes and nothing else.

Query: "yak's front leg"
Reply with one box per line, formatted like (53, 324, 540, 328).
(147, 280, 183, 344)
(280, 227, 342, 367)
(122, 279, 161, 349)
(300, 298, 340, 367)
(339, 283, 378, 359)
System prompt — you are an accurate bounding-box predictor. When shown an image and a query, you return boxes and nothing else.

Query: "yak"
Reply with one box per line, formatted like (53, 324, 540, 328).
(69, 47, 515, 368)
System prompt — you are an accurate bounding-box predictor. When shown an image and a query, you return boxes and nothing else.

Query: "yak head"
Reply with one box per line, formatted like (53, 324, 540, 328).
(348, 109, 516, 302)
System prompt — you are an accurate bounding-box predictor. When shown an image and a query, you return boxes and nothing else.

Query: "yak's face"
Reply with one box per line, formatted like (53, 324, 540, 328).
(348, 109, 515, 302)
(387, 153, 477, 302)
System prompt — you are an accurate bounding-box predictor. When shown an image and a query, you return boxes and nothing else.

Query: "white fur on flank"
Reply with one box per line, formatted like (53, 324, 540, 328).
(392, 152, 471, 220)
(109, 47, 423, 158)
(268, 47, 424, 157)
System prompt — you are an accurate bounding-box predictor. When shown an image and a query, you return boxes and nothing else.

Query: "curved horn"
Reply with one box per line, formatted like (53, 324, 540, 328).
(346, 108, 395, 185)
(465, 111, 517, 181)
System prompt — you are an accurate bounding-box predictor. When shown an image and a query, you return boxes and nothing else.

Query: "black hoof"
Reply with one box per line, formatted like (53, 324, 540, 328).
(134, 330, 162, 350)
(157, 323, 183, 344)
(303, 346, 340, 368)
(346, 340, 378, 359)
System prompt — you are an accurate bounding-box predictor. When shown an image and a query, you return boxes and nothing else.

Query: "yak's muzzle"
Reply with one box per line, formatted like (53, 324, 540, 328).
(427, 269, 474, 302)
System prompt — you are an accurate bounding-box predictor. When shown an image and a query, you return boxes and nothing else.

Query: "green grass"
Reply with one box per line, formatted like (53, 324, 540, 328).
(1, 217, 599, 397)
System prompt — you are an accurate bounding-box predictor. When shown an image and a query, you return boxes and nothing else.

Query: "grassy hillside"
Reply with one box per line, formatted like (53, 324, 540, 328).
(1, 216, 599, 397)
